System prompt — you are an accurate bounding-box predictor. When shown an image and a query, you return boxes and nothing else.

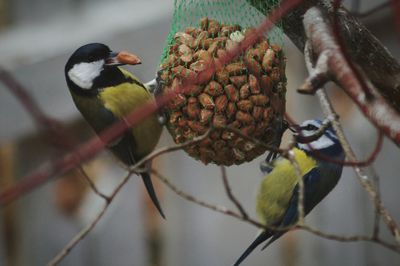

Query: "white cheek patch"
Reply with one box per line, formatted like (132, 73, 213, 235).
(68, 60, 104, 89)
(297, 119, 337, 151)
(298, 134, 335, 151)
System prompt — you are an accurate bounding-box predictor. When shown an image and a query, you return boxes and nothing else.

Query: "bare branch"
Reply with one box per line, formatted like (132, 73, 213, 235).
(316, 80, 400, 245)
(152, 168, 299, 233)
(219, 125, 285, 155)
(300, 224, 400, 253)
(298, 42, 384, 167)
(151, 168, 265, 229)
(220, 166, 248, 219)
(48, 171, 132, 266)
(0, 0, 305, 204)
(153, 162, 400, 254)
(287, 148, 305, 224)
(130, 129, 212, 172)
(77, 166, 110, 202)
(302, 28, 400, 243)
(370, 168, 381, 238)
(0, 67, 75, 150)
(302, 7, 400, 146)
(0, 67, 51, 128)
(298, 50, 330, 94)
(249, 0, 400, 114)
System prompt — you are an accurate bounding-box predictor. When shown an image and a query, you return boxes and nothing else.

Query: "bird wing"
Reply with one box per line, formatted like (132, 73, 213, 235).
(233, 150, 318, 266)
(260, 167, 321, 250)
(99, 68, 161, 158)
(97, 69, 165, 218)
(256, 148, 316, 225)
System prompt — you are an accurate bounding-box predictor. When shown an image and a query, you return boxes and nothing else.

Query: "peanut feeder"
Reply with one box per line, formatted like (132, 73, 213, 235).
(159, 18, 287, 166)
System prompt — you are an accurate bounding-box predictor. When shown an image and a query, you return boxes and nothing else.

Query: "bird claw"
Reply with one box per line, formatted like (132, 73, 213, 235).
(144, 79, 157, 93)
(144, 69, 166, 95)
(144, 70, 168, 125)
(264, 118, 288, 159)
(154, 69, 166, 96)
(260, 161, 274, 174)
(155, 69, 168, 125)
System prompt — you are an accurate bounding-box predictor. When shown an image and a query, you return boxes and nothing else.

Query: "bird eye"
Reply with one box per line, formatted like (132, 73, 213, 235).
(302, 124, 319, 131)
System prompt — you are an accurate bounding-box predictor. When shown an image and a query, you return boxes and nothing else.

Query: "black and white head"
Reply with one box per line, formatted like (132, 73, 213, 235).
(296, 119, 343, 156)
(65, 43, 141, 94)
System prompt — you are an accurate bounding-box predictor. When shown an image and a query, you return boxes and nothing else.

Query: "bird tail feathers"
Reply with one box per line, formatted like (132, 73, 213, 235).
(141, 172, 166, 219)
(233, 230, 272, 266)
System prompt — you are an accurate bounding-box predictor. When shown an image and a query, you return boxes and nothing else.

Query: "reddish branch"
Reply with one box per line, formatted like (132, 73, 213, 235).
(0, 1, 399, 264)
(0, 67, 75, 149)
(220, 166, 248, 219)
(48, 171, 133, 266)
(331, 0, 373, 100)
(300, 7, 400, 242)
(248, 0, 400, 114)
(299, 7, 400, 146)
(152, 169, 400, 253)
(0, 98, 161, 204)
(0, 0, 304, 205)
(0, 67, 50, 127)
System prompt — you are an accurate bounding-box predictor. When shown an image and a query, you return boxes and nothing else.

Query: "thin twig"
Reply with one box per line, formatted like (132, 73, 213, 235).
(332, 0, 374, 100)
(152, 164, 400, 254)
(300, 224, 400, 253)
(302, 7, 400, 146)
(48, 171, 132, 266)
(151, 168, 264, 228)
(0, 67, 51, 127)
(370, 167, 381, 239)
(47, 132, 219, 265)
(219, 125, 285, 155)
(78, 166, 110, 202)
(0, 67, 75, 149)
(130, 129, 212, 172)
(220, 166, 248, 219)
(0, 0, 305, 204)
(300, 42, 384, 167)
(294, 117, 332, 143)
(316, 88, 400, 244)
(302, 34, 400, 243)
(287, 147, 305, 224)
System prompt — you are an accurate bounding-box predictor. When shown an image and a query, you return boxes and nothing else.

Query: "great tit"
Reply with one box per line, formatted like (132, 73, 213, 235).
(233, 119, 344, 265)
(65, 43, 165, 218)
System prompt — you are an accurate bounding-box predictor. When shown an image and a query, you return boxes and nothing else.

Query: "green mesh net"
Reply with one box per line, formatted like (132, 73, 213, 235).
(157, 0, 287, 165)
(161, 0, 284, 63)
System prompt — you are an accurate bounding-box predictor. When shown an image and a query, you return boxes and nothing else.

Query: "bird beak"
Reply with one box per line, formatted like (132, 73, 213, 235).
(105, 51, 142, 66)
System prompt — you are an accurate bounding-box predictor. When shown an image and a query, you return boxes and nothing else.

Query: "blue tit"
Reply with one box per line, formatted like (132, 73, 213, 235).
(233, 119, 344, 265)
(65, 43, 165, 218)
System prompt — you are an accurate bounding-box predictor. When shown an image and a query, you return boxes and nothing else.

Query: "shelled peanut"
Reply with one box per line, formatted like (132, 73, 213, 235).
(159, 17, 287, 166)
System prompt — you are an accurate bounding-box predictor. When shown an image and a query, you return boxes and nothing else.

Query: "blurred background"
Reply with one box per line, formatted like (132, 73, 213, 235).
(0, 0, 399, 265)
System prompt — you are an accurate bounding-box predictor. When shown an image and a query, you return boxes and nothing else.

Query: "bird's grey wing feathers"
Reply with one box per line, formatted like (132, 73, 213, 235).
(261, 167, 321, 250)
(233, 168, 321, 266)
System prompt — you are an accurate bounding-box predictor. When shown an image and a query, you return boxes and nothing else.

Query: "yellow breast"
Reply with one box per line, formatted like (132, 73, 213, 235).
(256, 148, 317, 225)
(99, 68, 162, 158)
